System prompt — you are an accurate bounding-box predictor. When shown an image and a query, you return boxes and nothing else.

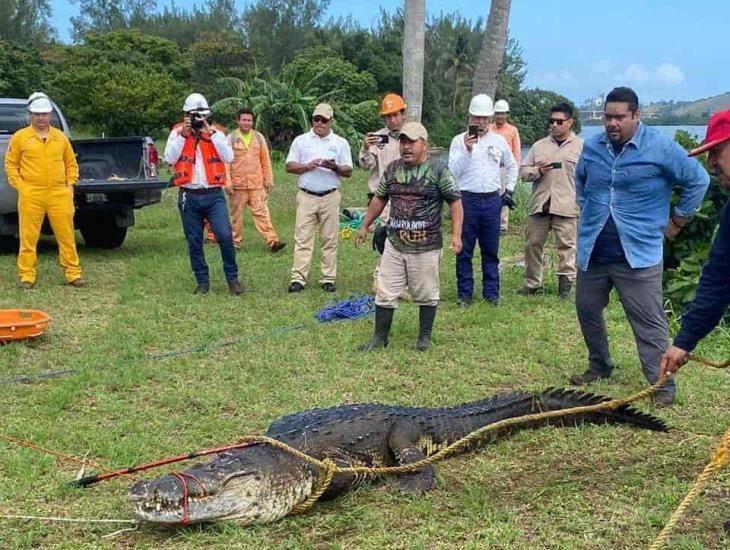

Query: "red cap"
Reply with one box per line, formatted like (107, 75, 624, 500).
(689, 109, 730, 156)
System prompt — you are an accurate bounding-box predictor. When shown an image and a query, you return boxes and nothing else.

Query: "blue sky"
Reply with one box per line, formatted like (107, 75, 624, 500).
(50, 0, 729, 104)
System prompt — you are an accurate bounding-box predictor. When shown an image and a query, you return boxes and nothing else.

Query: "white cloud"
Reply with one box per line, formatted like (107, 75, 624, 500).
(656, 63, 685, 85)
(625, 64, 650, 84)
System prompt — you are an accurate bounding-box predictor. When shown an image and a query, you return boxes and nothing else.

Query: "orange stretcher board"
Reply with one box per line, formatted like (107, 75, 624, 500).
(0, 309, 52, 342)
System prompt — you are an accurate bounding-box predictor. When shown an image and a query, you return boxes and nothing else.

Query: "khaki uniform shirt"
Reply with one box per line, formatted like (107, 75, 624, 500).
(520, 132, 583, 218)
(358, 128, 401, 194)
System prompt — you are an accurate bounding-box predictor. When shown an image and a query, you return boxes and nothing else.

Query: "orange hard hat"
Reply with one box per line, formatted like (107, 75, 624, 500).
(380, 93, 406, 115)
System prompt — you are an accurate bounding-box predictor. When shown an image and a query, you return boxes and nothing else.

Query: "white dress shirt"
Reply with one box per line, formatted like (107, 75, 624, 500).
(163, 128, 234, 189)
(448, 131, 518, 193)
(286, 130, 353, 193)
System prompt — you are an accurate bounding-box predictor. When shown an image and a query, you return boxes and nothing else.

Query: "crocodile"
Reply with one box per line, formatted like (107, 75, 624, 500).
(128, 388, 667, 525)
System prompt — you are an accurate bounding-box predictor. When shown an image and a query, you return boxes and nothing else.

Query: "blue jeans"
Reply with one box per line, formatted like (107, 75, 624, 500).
(178, 188, 238, 285)
(456, 191, 501, 301)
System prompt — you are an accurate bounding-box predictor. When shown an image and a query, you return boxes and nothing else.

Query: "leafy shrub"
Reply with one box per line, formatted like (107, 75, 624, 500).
(663, 130, 727, 315)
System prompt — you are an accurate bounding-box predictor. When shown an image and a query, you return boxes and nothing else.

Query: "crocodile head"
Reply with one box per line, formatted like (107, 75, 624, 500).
(128, 443, 316, 525)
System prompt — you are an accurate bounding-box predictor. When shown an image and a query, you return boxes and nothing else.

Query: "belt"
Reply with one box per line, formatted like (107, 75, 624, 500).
(300, 188, 337, 197)
(461, 190, 500, 197)
(180, 187, 221, 195)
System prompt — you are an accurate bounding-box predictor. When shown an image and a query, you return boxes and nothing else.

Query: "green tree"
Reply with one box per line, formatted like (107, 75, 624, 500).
(508, 88, 581, 145)
(281, 46, 377, 105)
(0, 0, 55, 44)
(44, 31, 187, 135)
(242, 0, 329, 70)
(0, 41, 45, 97)
(70, 0, 153, 41)
(189, 31, 258, 97)
(471, 0, 511, 99)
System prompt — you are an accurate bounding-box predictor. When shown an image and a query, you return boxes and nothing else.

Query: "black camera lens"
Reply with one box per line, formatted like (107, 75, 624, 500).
(190, 113, 206, 129)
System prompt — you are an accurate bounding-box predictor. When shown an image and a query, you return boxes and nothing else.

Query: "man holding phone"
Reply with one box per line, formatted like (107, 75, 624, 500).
(359, 94, 406, 204)
(518, 102, 583, 298)
(285, 103, 353, 293)
(448, 94, 518, 306)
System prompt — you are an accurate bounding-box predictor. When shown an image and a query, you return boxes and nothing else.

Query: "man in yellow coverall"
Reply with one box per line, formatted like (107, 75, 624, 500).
(3, 92, 85, 288)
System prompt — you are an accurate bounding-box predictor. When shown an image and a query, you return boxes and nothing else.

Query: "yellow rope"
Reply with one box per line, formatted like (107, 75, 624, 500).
(648, 426, 730, 550)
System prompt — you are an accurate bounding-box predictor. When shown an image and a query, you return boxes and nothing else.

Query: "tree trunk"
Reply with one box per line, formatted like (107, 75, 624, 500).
(402, 0, 425, 122)
(471, 0, 512, 99)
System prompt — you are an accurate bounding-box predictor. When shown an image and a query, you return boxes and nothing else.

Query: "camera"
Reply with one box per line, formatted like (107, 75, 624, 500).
(550, 161, 562, 169)
(190, 112, 207, 130)
(377, 134, 389, 145)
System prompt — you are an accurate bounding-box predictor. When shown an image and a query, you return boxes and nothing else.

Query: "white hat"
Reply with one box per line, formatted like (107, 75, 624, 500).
(494, 99, 510, 113)
(468, 94, 495, 117)
(27, 92, 53, 114)
(183, 93, 210, 114)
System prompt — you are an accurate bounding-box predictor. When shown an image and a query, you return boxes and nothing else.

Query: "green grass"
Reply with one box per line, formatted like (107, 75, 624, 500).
(1, 167, 728, 549)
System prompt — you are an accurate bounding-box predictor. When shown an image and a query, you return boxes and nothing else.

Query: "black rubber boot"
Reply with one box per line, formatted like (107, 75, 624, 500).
(415, 305, 437, 351)
(358, 306, 394, 351)
(558, 275, 572, 299)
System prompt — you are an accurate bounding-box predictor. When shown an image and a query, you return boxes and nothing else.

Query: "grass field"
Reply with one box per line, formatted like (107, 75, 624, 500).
(1, 166, 728, 549)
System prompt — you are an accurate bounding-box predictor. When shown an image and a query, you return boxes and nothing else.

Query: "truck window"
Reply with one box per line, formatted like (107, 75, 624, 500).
(0, 104, 63, 135)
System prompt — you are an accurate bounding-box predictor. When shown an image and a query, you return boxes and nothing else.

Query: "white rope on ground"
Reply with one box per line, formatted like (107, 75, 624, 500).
(0, 514, 138, 524)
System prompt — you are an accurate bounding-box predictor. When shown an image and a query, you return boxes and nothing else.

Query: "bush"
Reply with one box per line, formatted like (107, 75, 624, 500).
(663, 130, 727, 315)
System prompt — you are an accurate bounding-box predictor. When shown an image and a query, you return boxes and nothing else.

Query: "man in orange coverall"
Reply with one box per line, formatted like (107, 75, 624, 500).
(4, 92, 85, 289)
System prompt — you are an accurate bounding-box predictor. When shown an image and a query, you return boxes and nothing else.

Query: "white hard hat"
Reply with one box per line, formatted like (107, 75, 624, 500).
(183, 93, 210, 114)
(494, 99, 510, 113)
(27, 92, 53, 114)
(468, 94, 495, 117)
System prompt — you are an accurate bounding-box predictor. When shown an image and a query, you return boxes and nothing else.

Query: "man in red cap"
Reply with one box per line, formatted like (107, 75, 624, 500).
(660, 109, 730, 378)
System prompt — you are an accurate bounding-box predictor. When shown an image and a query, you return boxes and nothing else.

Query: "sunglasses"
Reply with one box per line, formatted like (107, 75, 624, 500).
(548, 118, 568, 125)
(312, 116, 331, 124)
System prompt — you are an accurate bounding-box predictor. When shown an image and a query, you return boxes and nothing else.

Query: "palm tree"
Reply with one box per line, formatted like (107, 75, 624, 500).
(471, 0, 512, 99)
(402, 0, 425, 122)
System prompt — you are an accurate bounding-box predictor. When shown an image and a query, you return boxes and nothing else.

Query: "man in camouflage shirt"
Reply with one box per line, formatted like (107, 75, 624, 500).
(356, 122, 463, 351)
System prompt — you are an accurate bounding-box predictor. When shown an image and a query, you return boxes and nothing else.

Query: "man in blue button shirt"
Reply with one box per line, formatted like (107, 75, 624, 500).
(569, 87, 710, 407)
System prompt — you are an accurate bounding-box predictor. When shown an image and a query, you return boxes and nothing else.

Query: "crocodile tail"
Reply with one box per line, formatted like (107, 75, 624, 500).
(535, 387, 668, 432)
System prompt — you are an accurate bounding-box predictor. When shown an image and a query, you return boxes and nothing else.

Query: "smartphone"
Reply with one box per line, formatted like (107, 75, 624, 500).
(468, 125, 479, 139)
(377, 134, 389, 144)
(550, 161, 562, 169)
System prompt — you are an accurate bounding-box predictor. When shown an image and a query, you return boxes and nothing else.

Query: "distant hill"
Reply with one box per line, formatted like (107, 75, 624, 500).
(642, 92, 730, 124)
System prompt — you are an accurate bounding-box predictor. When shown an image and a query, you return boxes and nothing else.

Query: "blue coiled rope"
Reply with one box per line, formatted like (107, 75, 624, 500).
(315, 295, 376, 323)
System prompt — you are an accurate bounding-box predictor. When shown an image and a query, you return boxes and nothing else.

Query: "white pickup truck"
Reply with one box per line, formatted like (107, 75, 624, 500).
(0, 98, 168, 251)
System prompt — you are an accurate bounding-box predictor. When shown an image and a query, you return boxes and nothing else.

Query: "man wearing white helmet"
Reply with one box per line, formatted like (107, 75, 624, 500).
(163, 92, 242, 295)
(490, 99, 522, 234)
(4, 92, 84, 288)
(448, 94, 518, 306)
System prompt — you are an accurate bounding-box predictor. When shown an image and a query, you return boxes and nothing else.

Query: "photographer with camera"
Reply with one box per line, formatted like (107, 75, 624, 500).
(163, 93, 243, 295)
(518, 103, 583, 299)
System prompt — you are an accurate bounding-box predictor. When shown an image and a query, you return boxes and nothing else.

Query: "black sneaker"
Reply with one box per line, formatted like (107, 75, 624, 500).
(321, 282, 336, 292)
(194, 284, 210, 294)
(228, 280, 244, 296)
(269, 241, 286, 253)
(288, 282, 304, 293)
(456, 298, 472, 308)
(569, 370, 609, 386)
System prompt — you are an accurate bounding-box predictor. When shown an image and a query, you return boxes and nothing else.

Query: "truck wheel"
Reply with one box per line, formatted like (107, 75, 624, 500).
(79, 217, 127, 249)
(0, 235, 19, 254)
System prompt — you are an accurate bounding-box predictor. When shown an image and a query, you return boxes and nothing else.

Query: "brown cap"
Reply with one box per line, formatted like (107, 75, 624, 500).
(312, 103, 334, 120)
(399, 121, 428, 141)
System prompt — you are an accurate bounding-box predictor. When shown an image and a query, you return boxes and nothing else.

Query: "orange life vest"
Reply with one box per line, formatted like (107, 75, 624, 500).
(171, 124, 227, 187)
